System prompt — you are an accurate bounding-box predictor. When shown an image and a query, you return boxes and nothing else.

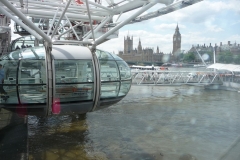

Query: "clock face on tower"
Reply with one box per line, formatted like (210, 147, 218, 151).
(174, 37, 176, 41)
(178, 37, 181, 40)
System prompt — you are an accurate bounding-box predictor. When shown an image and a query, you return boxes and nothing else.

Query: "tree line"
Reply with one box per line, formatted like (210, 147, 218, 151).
(178, 51, 240, 64)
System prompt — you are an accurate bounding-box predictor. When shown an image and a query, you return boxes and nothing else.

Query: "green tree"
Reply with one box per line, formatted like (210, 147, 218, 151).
(234, 54, 240, 64)
(175, 52, 184, 62)
(218, 52, 224, 62)
(218, 51, 233, 63)
(183, 52, 196, 62)
(225, 51, 233, 63)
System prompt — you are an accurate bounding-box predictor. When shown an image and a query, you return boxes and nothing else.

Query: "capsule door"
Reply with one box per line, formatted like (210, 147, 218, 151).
(52, 59, 95, 115)
(18, 59, 47, 105)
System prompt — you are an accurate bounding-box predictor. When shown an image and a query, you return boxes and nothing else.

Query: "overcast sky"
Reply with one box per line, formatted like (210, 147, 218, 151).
(97, 0, 240, 54)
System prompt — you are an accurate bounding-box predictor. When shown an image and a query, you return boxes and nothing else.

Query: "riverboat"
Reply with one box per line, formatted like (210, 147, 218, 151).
(130, 65, 168, 71)
(193, 64, 206, 68)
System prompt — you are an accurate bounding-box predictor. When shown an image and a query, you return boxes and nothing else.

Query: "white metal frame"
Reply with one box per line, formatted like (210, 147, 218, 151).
(0, 0, 203, 47)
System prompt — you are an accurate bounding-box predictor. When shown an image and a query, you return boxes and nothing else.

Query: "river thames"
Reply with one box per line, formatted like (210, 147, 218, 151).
(27, 83, 240, 160)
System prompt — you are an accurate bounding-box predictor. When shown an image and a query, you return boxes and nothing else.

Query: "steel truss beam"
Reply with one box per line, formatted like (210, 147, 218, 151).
(0, 0, 204, 46)
(131, 70, 222, 86)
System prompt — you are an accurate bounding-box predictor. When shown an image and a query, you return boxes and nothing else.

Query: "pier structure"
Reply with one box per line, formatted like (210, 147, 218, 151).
(131, 70, 223, 85)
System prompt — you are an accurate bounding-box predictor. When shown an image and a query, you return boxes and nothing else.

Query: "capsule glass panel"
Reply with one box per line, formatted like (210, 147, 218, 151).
(18, 59, 47, 104)
(119, 81, 131, 97)
(101, 82, 120, 98)
(116, 60, 132, 80)
(54, 59, 94, 102)
(99, 59, 120, 98)
(100, 60, 120, 81)
(11, 36, 44, 51)
(0, 47, 46, 106)
(96, 49, 131, 99)
(96, 49, 114, 60)
(1, 59, 18, 104)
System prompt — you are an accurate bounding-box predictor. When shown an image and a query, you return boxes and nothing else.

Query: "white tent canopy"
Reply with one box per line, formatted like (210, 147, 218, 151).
(207, 63, 240, 72)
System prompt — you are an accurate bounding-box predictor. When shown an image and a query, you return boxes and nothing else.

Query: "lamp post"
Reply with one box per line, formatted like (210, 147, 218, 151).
(213, 46, 216, 64)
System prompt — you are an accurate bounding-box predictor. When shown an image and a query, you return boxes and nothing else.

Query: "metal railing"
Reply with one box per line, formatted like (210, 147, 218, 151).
(131, 70, 223, 85)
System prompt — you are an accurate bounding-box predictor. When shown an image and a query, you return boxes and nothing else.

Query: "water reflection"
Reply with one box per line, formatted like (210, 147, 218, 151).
(28, 114, 90, 160)
(28, 85, 240, 160)
(0, 110, 27, 160)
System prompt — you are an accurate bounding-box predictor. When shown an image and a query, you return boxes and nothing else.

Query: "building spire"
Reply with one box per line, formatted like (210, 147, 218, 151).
(156, 46, 159, 54)
(138, 37, 142, 51)
(174, 23, 180, 36)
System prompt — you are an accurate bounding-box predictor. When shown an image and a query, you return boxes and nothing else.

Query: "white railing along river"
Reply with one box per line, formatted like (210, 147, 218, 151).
(131, 69, 223, 85)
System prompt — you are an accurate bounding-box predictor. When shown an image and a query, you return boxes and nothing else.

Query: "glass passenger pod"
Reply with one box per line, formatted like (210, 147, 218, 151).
(0, 45, 131, 116)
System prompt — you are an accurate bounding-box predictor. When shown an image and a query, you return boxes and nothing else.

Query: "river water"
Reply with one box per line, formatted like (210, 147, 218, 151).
(28, 83, 240, 160)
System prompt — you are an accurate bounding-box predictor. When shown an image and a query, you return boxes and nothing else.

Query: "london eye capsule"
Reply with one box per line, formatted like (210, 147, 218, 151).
(0, 45, 132, 116)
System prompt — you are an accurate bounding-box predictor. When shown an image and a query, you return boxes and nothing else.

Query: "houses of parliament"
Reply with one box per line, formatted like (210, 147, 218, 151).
(118, 24, 240, 64)
(118, 24, 181, 63)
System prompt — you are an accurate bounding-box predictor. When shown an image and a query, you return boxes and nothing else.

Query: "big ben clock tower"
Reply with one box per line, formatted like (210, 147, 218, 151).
(172, 24, 181, 61)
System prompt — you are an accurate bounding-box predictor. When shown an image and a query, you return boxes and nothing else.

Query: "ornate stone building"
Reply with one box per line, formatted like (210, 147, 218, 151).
(119, 24, 181, 63)
(216, 41, 240, 55)
(124, 35, 133, 54)
(119, 36, 164, 63)
(188, 43, 214, 62)
(188, 41, 240, 62)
